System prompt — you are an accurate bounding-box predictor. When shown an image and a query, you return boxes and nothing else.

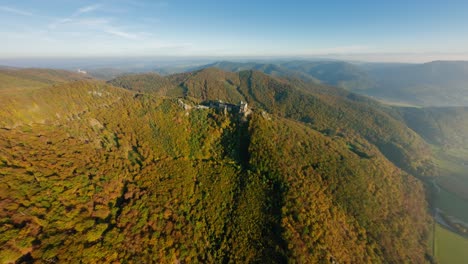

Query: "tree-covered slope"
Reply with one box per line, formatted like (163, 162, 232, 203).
(111, 68, 435, 176)
(240, 70, 434, 176)
(396, 106, 468, 200)
(397, 107, 468, 148)
(0, 68, 91, 91)
(0, 80, 431, 263)
(107, 72, 173, 95)
(192, 60, 375, 91)
(247, 114, 430, 263)
(0, 81, 127, 128)
(194, 61, 321, 84)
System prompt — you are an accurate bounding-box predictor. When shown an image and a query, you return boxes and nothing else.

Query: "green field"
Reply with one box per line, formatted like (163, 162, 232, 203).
(430, 146, 468, 263)
(441, 149, 468, 200)
(435, 224, 468, 264)
(433, 147, 468, 178)
(435, 185, 468, 224)
(432, 146, 468, 210)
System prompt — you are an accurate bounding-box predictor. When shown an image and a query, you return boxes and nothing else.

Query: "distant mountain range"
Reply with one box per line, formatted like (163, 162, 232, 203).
(184, 60, 468, 107)
(79, 59, 468, 106)
(363, 61, 468, 106)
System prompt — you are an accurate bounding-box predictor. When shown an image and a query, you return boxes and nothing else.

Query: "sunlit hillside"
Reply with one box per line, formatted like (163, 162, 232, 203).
(1, 74, 431, 263)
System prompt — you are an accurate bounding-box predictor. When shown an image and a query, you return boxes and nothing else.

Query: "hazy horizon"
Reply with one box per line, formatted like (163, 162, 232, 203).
(2, 53, 468, 69)
(2, 0, 468, 63)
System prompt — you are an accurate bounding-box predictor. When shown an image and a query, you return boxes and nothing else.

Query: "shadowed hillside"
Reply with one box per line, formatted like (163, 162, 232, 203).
(397, 107, 468, 201)
(361, 61, 468, 106)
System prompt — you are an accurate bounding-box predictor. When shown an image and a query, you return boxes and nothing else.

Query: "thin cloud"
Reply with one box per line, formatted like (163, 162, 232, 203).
(104, 28, 138, 39)
(0, 6, 33, 16)
(49, 4, 103, 29)
(48, 17, 105, 29)
(71, 18, 111, 27)
(49, 17, 142, 40)
(118, 0, 168, 8)
(76, 4, 101, 15)
(46, 2, 150, 40)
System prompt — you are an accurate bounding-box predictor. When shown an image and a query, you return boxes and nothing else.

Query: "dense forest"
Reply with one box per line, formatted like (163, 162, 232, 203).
(110, 68, 436, 177)
(0, 68, 434, 263)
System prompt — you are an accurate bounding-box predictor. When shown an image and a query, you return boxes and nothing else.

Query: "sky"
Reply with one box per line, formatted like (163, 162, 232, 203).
(2, 0, 468, 62)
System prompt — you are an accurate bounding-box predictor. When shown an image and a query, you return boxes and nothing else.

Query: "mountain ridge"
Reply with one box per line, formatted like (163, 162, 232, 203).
(0, 77, 431, 262)
(110, 68, 435, 177)
(173, 59, 468, 107)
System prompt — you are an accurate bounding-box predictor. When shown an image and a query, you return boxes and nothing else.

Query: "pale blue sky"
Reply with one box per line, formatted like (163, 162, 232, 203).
(2, 0, 468, 61)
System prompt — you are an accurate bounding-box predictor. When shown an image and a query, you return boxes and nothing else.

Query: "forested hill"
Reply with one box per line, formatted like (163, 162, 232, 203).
(0, 77, 431, 263)
(110, 68, 436, 177)
(191, 61, 322, 84)
(176, 60, 468, 106)
(188, 61, 375, 91)
(397, 107, 468, 148)
(0, 68, 91, 91)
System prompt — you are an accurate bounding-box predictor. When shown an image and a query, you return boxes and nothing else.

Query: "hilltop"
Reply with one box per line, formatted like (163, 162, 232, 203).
(0, 69, 434, 263)
(110, 68, 435, 177)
